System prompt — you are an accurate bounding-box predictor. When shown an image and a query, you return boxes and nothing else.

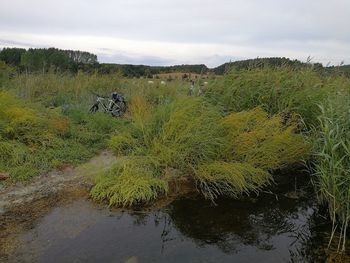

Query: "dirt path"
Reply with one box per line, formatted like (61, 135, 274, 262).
(0, 151, 117, 215)
(0, 150, 117, 262)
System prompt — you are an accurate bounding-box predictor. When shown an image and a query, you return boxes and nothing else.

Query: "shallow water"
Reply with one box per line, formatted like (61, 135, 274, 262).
(7, 174, 344, 263)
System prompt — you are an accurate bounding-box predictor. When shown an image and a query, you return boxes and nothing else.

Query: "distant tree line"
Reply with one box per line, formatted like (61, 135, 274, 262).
(1, 47, 349, 77)
(213, 57, 350, 77)
(96, 63, 209, 77)
(0, 47, 98, 73)
(0, 47, 209, 76)
(325, 64, 350, 77)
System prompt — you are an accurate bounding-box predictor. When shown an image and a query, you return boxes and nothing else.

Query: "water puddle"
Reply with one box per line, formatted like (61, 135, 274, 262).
(3, 174, 348, 263)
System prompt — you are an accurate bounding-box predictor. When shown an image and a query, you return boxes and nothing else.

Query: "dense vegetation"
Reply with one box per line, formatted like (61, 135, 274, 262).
(0, 49, 350, 252)
(205, 67, 350, 251)
(0, 70, 123, 180)
(313, 94, 350, 251)
(91, 97, 308, 206)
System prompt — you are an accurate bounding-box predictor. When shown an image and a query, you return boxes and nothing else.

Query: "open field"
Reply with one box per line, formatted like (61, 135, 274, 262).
(153, 72, 211, 80)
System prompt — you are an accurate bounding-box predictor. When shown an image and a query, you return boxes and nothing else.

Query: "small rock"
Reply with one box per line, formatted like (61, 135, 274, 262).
(0, 172, 9, 181)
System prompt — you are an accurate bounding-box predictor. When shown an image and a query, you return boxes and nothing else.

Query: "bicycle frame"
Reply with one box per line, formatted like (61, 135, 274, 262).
(95, 96, 118, 112)
(89, 91, 126, 117)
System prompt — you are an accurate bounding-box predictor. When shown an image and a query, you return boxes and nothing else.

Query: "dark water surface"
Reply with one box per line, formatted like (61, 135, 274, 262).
(9, 174, 337, 263)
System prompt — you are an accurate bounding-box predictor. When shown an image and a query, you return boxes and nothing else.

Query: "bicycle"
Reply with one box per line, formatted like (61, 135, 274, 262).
(89, 91, 126, 117)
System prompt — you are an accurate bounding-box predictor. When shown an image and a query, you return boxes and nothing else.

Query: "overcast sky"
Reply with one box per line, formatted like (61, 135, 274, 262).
(0, 0, 349, 67)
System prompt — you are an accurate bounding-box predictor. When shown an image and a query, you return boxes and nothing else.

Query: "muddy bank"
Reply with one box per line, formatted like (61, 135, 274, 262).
(0, 151, 118, 261)
(0, 151, 117, 215)
(0, 151, 197, 262)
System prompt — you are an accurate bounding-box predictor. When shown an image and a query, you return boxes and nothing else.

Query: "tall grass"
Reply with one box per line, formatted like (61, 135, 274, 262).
(0, 70, 190, 181)
(0, 90, 119, 180)
(204, 67, 350, 250)
(220, 107, 309, 169)
(90, 157, 168, 207)
(205, 66, 349, 127)
(6, 71, 187, 109)
(313, 93, 350, 251)
(7, 71, 122, 108)
(94, 95, 309, 206)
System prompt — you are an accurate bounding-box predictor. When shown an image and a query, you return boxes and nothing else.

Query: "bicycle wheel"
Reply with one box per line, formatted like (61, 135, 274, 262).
(89, 103, 99, 113)
(111, 101, 125, 117)
(119, 101, 127, 114)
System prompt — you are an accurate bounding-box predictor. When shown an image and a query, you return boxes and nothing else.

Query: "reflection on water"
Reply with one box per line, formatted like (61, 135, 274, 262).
(9, 173, 342, 263)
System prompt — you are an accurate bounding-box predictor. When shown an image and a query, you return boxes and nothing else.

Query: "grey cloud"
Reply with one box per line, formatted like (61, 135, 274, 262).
(98, 52, 177, 66)
(0, 38, 40, 48)
(0, 0, 349, 66)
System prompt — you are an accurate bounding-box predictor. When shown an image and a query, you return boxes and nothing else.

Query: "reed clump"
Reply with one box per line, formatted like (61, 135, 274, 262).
(90, 157, 168, 207)
(205, 66, 348, 127)
(193, 107, 310, 199)
(94, 95, 309, 206)
(220, 107, 310, 170)
(312, 93, 350, 251)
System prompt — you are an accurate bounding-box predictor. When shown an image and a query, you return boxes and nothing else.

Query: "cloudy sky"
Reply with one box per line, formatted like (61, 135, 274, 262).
(0, 0, 349, 67)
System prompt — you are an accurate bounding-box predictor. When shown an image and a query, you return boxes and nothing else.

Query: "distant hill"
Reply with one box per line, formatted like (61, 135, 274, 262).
(210, 57, 314, 75)
(102, 57, 323, 77)
(325, 64, 350, 77)
(96, 57, 319, 77)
